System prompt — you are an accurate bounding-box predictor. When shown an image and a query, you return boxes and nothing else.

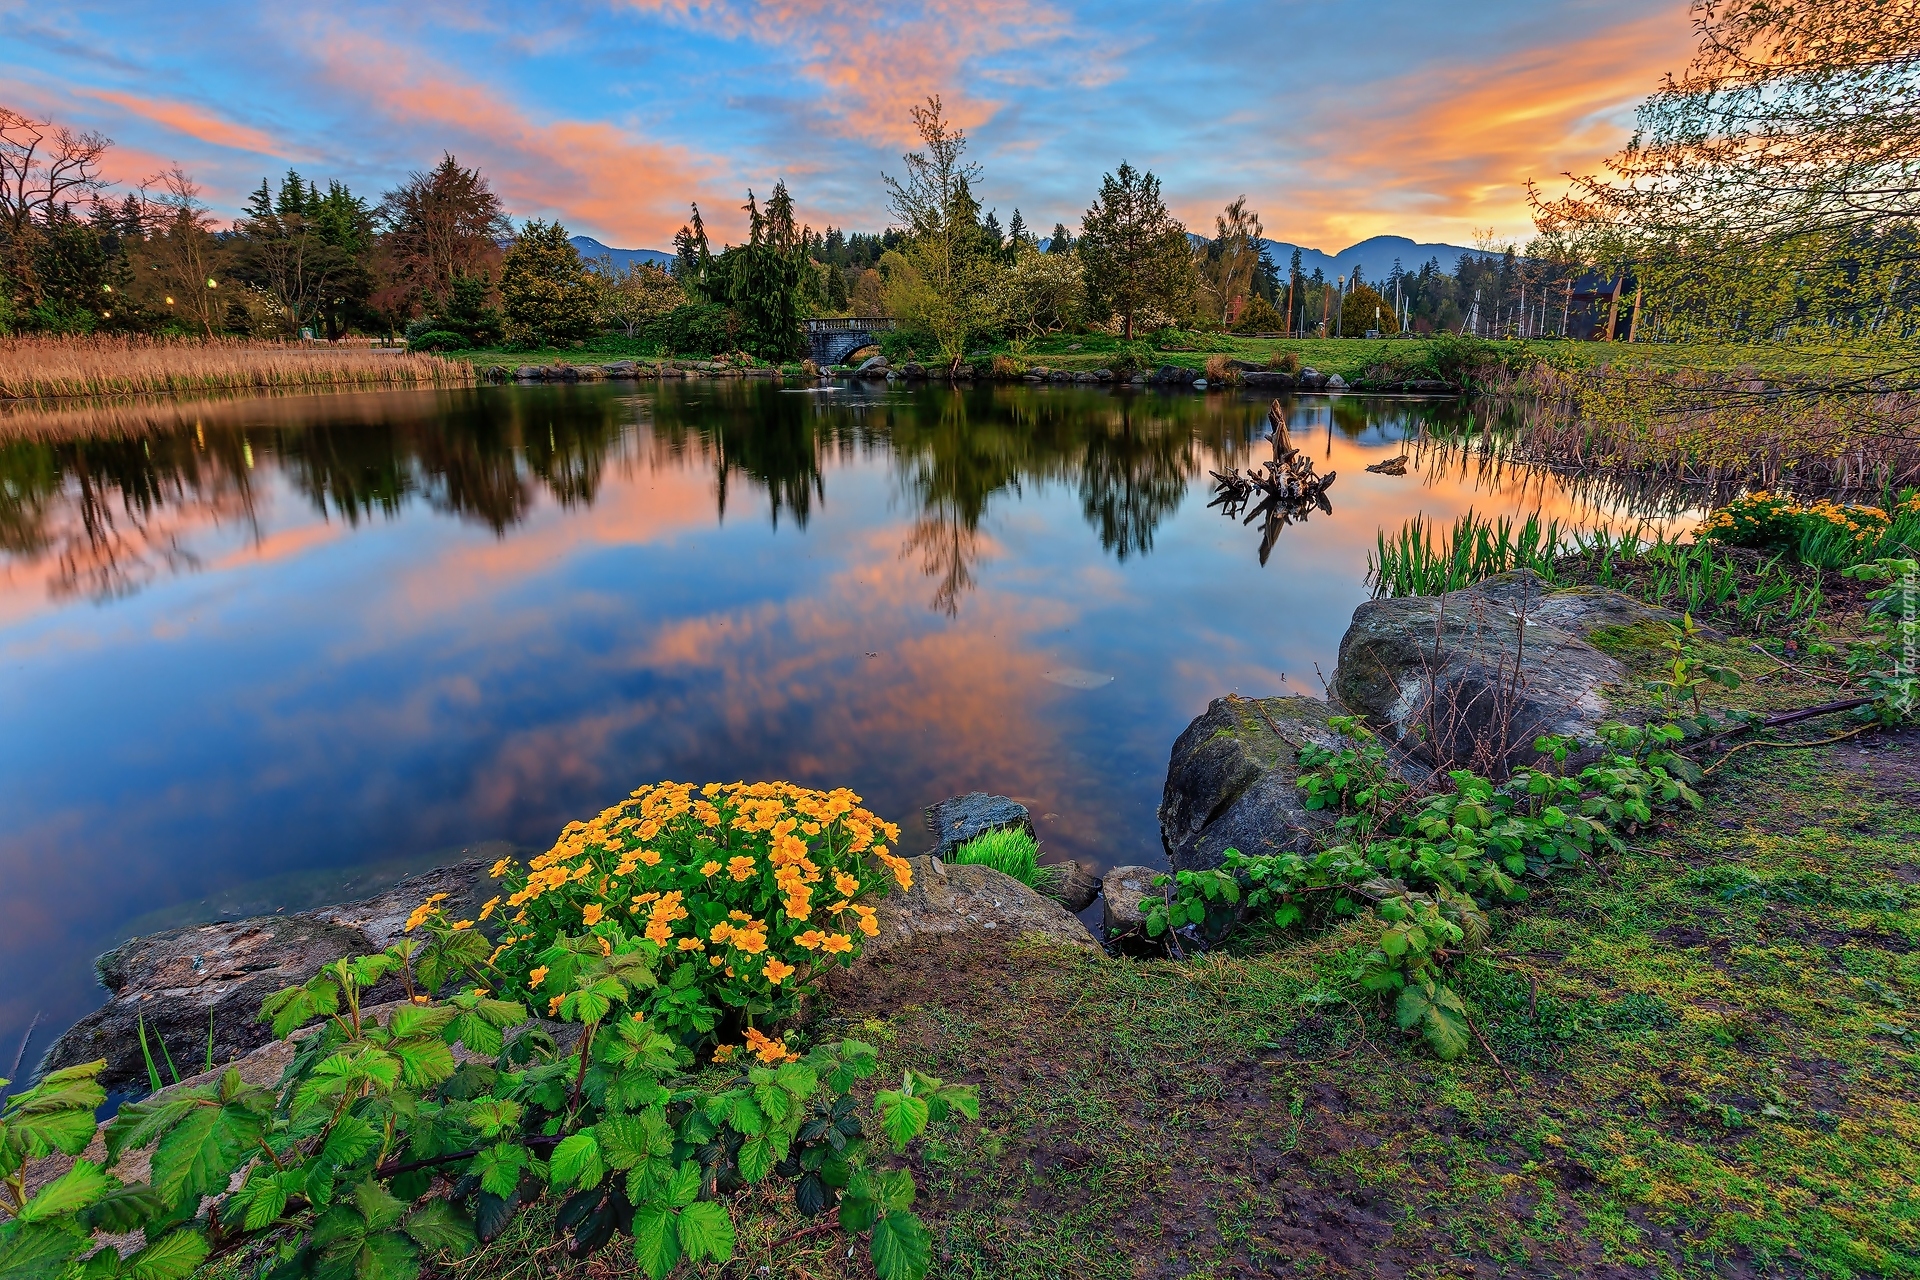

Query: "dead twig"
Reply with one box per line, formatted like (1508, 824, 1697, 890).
(1703, 722, 1876, 775)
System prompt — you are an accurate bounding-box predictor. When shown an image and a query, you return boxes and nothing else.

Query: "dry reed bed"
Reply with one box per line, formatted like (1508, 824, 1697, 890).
(1506, 362, 1920, 493)
(0, 336, 471, 400)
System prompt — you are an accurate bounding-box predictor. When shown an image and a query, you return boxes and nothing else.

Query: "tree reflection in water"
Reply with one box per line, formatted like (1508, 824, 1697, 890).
(0, 381, 1510, 610)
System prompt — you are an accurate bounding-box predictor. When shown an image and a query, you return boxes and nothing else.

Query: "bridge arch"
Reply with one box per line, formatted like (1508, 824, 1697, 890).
(804, 317, 897, 368)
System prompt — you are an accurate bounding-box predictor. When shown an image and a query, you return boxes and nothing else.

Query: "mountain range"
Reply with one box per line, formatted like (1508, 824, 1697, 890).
(572, 233, 1484, 287)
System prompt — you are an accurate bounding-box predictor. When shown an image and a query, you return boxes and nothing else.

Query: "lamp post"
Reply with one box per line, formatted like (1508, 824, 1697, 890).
(1335, 274, 1344, 338)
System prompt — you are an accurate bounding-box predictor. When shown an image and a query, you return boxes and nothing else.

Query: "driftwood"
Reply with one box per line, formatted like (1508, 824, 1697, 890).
(1207, 401, 1338, 563)
(1366, 454, 1410, 475)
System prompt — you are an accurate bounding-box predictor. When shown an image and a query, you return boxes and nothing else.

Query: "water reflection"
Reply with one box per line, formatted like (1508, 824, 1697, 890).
(1, 382, 1701, 1072)
(3, 383, 1496, 613)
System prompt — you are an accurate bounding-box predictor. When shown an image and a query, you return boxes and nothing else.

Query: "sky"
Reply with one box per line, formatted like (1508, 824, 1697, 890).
(1, 0, 1698, 252)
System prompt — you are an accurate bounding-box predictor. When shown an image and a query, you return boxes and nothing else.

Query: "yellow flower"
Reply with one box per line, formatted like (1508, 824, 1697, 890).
(728, 855, 757, 881)
(822, 933, 854, 955)
(548, 995, 564, 1016)
(700, 860, 722, 876)
(677, 937, 704, 951)
(582, 904, 605, 927)
(529, 966, 549, 987)
(763, 958, 794, 985)
(794, 930, 828, 950)
(744, 1027, 793, 1064)
(712, 1044, 736, 1062)
(451, 920, 474, 931)
(404, 903, 434, 933)
(640, 850, 662, 866)
(478, 896, 500, 921)
(834, 872, 860, 897)
(489, 858, 512, 878)
(710, 955, 725, 967)
(614, 860, 638, 877)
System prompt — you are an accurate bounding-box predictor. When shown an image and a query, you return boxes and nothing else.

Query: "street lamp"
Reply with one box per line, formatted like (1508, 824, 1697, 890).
(1335, 275, 1345, 338)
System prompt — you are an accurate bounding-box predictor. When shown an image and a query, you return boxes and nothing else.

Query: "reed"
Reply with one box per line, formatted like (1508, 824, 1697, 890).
(0, 335, 472, 401)
(1368, 508, 1573, 598)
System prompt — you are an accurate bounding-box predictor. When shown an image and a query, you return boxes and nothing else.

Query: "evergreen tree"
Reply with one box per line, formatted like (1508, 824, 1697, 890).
(672, 204, 713, 300)
(1046, 222, 1073, 254)
(501, 219, 598, 344)
(716, 180, 809, 359)
(1076, 161, 1192, 339)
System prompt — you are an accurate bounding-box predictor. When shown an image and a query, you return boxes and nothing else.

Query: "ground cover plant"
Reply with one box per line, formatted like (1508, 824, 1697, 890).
(0, 784, 972, 1280)
(947, 829, 1062, 896)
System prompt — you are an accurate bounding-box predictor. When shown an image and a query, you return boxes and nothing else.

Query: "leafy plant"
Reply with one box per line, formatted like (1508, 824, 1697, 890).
(0, 924, 972, 1280)
(1645, 612, 1743, 716)
(949, 827, 1062, 895)
(1841, 557, 1919, 724)
(1151, 718, 1703, 1060)
(487, 781, 911, 1060)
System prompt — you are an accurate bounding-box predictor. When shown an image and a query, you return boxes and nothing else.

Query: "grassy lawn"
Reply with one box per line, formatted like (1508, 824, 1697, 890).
(420, 621, 1918, 1280)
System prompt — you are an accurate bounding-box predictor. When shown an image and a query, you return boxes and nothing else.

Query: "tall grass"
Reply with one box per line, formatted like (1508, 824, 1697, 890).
(950, 827, 1064, 894)
(0, 335, 472, 400)
(1372, 508, 1825, 632)
(1368, 509, 1573, 597)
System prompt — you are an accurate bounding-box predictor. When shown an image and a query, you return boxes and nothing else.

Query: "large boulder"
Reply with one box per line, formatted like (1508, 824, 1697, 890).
(924, 792, 1032, 859)
(42, 863, 491, 1093)
(862, 856, 1098, 959)
(1159, 694, 1355, 873)
(1332, 571, 1633, 771)
(855, 355, 889, 378)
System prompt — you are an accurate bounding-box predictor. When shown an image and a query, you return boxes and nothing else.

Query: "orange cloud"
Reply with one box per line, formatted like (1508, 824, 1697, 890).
(1257, 9, 1696, 247)
(77, 88, 286, 156)
(620, 0, 1087, 148)
(302, 24, 721, 245)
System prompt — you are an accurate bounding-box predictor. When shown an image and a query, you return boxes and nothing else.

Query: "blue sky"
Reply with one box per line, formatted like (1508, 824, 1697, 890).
(1, 0, 1696, 250)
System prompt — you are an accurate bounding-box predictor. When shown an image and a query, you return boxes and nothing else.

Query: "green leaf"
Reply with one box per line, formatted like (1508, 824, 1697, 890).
(466, 1099, 523, 1139)
(869, 1210, 933, 1280)
(472, 1142, 529, 1198)
(121, 1232, 208, 1280)
(667, 1161, 701, 1208)
(876, 1092, 929, 1152)
(1396, 983, 1473, 1061)
(753, 1084, 793, 1126)
(675, 1201, 734, 1264)
(0, 1224, 84, 1280)
(549, 1132, 605, 1192)
(9, 1107, 100, 1162)
(391, 1039, 456, 1090)
(17, 1161, 111, 1224)
(352, 1177, 408, 1231)
(79, 1184, 173, 1236)
(726, 1094, 765, 1136)
(387, 1005, 456, 1041)
(737, 1135, 775, 1184)
(320, 1114, 380, 1170)
(631, 1207, 681, 1280)
(152, 1100, 262, 1205)
(400, 1200, 476, 1258)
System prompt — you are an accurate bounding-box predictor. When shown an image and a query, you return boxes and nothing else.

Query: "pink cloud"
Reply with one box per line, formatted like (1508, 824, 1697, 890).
(77, 89, 287, 157)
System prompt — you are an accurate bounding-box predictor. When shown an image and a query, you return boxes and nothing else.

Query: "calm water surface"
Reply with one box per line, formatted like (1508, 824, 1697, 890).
(0, 380, 1689, 1064)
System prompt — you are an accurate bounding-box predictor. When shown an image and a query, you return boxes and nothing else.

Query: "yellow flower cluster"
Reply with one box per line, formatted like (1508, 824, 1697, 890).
(477, 780, 909, 1055)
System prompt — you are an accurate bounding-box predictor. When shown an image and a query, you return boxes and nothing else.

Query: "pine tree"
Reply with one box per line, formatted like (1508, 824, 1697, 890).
(1076, 161, 1192, 339)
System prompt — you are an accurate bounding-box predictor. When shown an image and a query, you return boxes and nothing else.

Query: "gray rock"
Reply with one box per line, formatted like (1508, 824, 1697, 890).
(1049, 370, 1072, 383)
(856, 356, 890, 377)
(600, 362, 636, 377)
(1100, 865, 1161, 941)
(1159, 695, 1354, 873)
(900, 361, 927, 379)
(514, 365, 542, 381)
(1051, 859, 1102, 912)
(924, 792, 1032, 859)
(1093, 368, 1114, 382)
(863, 856, 1098, 959)
(1325, 373, 1348, 391)
(1242, 370, 1296, 387)
(1332, 572, 1630, 771)
(1192, 378, 1210, 390)
(43, 862, 492, 1093)
(1073, 371, 1096, 383)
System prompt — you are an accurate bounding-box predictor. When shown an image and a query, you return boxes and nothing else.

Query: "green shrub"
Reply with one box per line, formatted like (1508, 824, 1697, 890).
(950, 827, 1061, 894)
(646, 302, 736, 356)
(407, 330, 468, 352)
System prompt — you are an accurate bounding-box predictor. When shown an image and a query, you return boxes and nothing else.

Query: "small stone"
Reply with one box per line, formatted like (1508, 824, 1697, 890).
(1100, 866, 1161, 941)
(1051, 859, 1101, 912)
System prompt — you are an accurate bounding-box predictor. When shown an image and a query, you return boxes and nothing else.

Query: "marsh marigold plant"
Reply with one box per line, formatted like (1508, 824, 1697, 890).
(452, 781, 908, 1060)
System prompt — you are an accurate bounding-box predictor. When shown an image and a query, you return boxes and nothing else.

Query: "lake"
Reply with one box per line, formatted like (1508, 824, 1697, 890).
(0, 379, 1694, 1070)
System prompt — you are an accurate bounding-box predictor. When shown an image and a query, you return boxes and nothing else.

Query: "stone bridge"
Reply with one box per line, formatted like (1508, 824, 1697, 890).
(804, 317, 897, 368)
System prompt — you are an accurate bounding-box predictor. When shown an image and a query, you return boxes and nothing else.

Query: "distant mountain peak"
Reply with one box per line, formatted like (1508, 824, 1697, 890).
(570, 236, 673, 271)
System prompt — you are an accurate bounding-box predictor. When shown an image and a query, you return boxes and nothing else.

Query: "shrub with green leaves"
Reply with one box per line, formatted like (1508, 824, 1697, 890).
(1150, 716, 1703, 1060)
(0, 917, 974, 1280)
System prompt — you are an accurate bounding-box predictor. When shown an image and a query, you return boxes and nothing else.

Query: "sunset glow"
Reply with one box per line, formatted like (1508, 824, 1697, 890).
(6, 0, 1695, 249)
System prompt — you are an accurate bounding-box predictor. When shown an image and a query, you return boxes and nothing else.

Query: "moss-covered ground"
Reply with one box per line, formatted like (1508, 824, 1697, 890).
(423, 619, 1917, 1279)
